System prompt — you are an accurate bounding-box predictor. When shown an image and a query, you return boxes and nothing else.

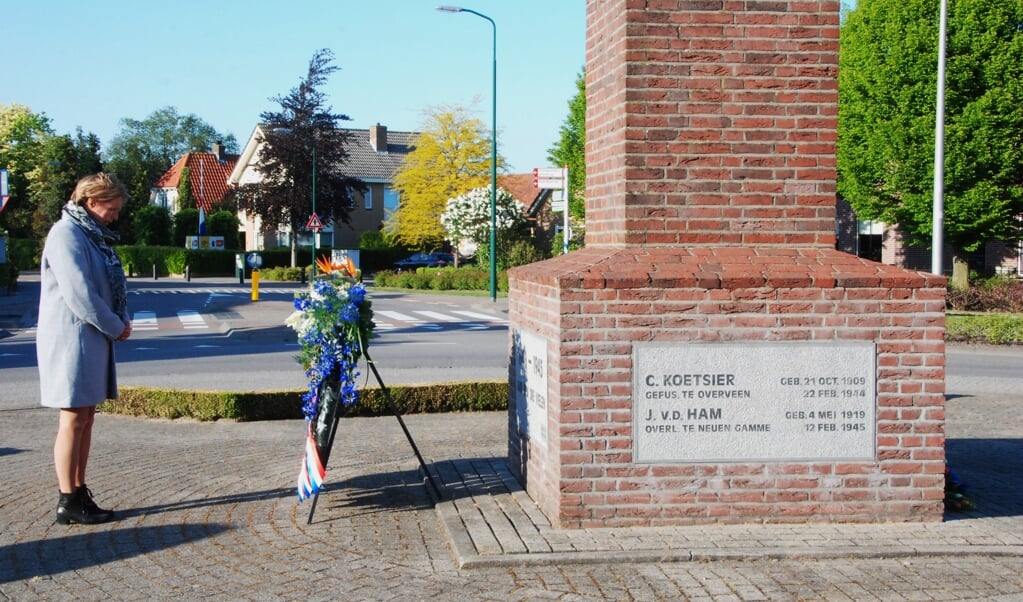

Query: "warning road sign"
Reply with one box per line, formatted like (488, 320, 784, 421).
(306, 213, 324, 230)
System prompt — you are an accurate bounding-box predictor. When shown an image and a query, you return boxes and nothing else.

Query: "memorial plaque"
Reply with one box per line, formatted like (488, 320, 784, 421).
(634, 343, 876, 462)
(511, 328, 548, 449)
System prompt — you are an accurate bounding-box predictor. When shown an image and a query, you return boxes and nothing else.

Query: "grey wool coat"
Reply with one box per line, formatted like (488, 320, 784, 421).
(36, 216, 127, 408)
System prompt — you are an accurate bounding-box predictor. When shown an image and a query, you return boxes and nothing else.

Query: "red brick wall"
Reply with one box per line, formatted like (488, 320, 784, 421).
(510, 248, 946, 527)
(507, 0, 947, 528)
(585, 0, 839, 247)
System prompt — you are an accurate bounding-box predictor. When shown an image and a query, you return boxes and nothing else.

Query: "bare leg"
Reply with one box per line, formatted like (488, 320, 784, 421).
(54, 407, 92, 494)
(75, 406, 96, 488)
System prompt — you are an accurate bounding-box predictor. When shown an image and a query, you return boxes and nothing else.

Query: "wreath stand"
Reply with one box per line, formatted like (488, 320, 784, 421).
(305, 350, 443, 524)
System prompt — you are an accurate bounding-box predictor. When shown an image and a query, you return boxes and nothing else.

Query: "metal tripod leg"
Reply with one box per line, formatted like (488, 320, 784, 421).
(364, 351, 443, 501)
(305, 353, 444, 524)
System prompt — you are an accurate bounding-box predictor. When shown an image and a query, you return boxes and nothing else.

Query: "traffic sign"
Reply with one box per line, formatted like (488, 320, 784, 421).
(533, 167, 564, 178)
(535, 178, 564, 189)
(533, 166, 566, 189)
(306, 213, 324, 230)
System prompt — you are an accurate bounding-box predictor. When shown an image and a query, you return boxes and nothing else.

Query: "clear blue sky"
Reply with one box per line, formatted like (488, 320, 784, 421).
(2, 1, 585, 174)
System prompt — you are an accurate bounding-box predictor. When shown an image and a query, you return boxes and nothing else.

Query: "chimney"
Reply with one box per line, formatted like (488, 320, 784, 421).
(212, 141, 225, 161)
(369, 124, 387, 153)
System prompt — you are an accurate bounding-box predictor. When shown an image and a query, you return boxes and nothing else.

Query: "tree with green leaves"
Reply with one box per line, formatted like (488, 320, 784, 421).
(34, 128, 105, 235)
(1, 104, 53, 237)
(177, 167, 195, 210)
(1, 105, 103, 239)
(838, 0, 1023, 288)
(547, 69, 586, 222)
(133, 205, 172, 246)
(104, 106, 237, 243)
(173, 208, 199, 244)
(386, 104, 503, 251)
(207, 210, 241, 250)
(237, 49, 364, 267)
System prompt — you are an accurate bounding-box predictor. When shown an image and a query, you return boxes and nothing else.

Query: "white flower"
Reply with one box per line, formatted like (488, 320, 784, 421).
(285, 310, 312, 336)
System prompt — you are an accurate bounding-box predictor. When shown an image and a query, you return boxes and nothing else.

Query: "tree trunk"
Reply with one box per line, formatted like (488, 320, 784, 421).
(290, 237, 298, 268)
(950, 252, 970, 291)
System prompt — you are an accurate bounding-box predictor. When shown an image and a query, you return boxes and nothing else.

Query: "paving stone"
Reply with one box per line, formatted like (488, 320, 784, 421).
(2, 282, 1023, 599)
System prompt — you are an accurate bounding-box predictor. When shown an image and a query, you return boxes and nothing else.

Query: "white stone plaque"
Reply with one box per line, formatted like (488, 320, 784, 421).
(633, 343, 876, 462)
(511, 328, 548, 449)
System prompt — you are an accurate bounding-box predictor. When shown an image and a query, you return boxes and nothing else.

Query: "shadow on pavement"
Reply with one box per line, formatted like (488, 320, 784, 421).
(0, 523, 232, 584)
(945, 437, 1023, 520)
(116, 487, 294, 519)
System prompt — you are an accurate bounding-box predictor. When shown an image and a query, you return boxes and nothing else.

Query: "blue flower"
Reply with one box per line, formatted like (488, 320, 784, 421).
(285, 270, 375, 421)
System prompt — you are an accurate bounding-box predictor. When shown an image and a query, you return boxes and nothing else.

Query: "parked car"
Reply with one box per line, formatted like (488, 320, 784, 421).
(394, 252, 455, 269)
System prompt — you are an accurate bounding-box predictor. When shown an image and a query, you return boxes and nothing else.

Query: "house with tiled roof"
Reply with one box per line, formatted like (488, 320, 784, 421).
(227, 123, 416, 251)
(149, 143, 239, 214)
(498, 173, 560, 251)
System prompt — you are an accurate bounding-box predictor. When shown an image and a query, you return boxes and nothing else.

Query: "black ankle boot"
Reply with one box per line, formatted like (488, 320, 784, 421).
(55, 489, 113, 525)
(76, 485, 113, 521)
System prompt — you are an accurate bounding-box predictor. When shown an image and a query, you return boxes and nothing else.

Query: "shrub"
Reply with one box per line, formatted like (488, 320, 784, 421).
(946, 313, 1023, 345)
(259, 266, 305, 281)
(101, 381, 510, 421)
(116, 246, 240, 277)
(372, 265, 504, 293)
(504, 239, 548, 269)
(133, 205, 173, 246)
(8, 238, 41, 270)
(173, 208, 200, 244)
(947, 276, 1023, 312)
(208, 210, 240, 249)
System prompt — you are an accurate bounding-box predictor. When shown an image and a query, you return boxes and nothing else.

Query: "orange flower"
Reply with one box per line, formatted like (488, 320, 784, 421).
(315, 255, 359, 279)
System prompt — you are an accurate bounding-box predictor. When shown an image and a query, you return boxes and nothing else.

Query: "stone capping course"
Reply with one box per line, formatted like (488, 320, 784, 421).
(510, 247, 947, 291)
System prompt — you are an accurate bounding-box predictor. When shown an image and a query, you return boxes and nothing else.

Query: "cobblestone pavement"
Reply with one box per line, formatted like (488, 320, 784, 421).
(3, 275, 1023, 600)
(2, 397, 1022, 601)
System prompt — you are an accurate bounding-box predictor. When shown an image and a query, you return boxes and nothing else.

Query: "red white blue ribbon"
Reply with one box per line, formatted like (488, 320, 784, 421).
(297, 424, 325, 501)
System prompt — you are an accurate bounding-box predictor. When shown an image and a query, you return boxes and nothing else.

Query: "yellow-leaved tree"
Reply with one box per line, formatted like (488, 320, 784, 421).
(386, 104, 503, 251)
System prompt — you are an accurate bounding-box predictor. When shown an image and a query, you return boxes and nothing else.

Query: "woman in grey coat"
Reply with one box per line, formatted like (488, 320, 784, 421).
(37, 173, 132, 525)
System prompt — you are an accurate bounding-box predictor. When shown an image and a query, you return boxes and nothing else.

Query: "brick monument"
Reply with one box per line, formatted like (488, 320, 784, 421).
(507, 0, 947, 528)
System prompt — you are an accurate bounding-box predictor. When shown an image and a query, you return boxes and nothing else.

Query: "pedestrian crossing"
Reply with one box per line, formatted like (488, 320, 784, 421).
(372, 309, 507, 331)
(123, 308, 507, 333)
(128, 288, 299, 295)
(11, 306, 506, 336)
(131, 310, 210, 331)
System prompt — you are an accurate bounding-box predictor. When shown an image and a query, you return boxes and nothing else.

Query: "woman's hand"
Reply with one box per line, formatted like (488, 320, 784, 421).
(116, 322, 132, 341)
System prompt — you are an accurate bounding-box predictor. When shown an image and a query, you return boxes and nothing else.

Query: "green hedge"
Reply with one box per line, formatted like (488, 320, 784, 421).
(100, 381, 510, 422)
(373, 266, 509, 292)
(946, 313, 1023, 345)
(116, 246, 242, 277)
(7, 238, 41, 270)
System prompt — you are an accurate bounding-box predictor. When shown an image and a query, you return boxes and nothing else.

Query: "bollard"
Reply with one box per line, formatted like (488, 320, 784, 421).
(152, 263, 158, 280)
(185, 265, 191, 282)
(251, 269, 260, 302)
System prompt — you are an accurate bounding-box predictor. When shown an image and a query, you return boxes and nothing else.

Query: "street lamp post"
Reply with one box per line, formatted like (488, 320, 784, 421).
(932, 0, 948, 276)
(310, 143, 317, 279)
(437, 5, 497, 302)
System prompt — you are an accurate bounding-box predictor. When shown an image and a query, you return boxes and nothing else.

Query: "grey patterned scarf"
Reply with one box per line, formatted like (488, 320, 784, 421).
(63, 201, 128, 321)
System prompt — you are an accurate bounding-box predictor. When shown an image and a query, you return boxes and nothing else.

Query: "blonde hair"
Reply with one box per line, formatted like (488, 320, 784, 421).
(71, 172, 128, 206)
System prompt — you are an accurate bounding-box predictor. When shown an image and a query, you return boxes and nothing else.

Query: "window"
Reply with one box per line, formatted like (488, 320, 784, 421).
(856, 220, 883, 263)
(364, 188, 373, 210)
(384, 187, 399, 221)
